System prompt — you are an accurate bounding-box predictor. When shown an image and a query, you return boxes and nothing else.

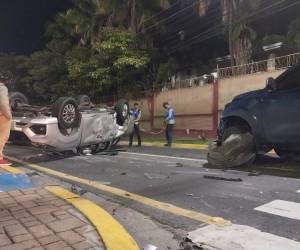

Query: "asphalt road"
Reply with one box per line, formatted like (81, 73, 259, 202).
(5, 144, 300, 242)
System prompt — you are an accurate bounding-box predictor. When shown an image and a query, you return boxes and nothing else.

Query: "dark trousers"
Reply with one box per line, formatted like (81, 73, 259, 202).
(129, 124, 141, 146)
(166, 124, 174, 146)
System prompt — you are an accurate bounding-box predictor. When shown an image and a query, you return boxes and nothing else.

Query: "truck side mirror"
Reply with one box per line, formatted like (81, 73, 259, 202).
(266, 77, 277, 92)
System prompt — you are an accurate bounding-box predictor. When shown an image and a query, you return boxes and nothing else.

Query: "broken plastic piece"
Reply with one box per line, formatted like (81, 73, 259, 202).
(203, 175, 242, 182)
(143, 244, 158, 250)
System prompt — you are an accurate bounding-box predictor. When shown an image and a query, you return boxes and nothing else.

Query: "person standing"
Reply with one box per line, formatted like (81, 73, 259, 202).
(0, 71, 12, 165)
(163, 102, 175, 147)
(129, 103, 142, 147)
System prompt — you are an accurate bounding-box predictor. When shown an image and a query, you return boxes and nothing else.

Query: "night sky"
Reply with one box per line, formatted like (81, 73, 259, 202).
(0, 0, 72, 55)
(0, 0, 299, 57)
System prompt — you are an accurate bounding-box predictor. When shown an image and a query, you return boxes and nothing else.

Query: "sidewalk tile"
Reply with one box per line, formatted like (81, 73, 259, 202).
(48, 218, 84, 233)
(29, 224, 54, 238)
(72, 241, 95, 250)
(0, 188, 104, 250)
(29, 205, 59, 215)
(0, 234, 11, 246)
(5, 224, 28, 236)
(38, 235, 61, 246)
(58, 230, 85, 244)
(0, 239, 40, 250)
(44, 240, 68, 250)
(12, 233, 34, 243)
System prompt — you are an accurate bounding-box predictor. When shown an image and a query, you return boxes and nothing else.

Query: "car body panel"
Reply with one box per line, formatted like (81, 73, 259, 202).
(11, 109, 132, 151)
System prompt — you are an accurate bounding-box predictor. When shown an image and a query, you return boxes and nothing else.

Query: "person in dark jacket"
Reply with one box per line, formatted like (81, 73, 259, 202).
(163, 102, 175, 147)
(129, 103, 142, 146)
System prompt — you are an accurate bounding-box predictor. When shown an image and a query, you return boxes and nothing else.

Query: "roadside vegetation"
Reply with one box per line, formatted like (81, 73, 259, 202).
(0, 0, 300, 103)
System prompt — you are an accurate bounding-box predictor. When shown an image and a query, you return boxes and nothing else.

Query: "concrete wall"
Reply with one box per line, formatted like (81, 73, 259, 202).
(127, 69, 285, 136)
(219, 70, 284, 110)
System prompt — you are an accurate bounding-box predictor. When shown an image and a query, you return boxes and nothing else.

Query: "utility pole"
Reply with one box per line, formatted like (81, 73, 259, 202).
(228, 0, 235, 66)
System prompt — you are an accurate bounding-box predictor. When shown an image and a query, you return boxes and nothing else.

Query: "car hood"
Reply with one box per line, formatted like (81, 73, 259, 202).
(232, 89, 265, 102)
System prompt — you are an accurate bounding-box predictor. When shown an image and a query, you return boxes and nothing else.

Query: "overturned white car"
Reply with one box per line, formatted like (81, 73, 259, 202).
(9, 92, 132, 153)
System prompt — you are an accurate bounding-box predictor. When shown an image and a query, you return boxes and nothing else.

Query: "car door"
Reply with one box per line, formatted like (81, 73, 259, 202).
(261, 67, 300, 144)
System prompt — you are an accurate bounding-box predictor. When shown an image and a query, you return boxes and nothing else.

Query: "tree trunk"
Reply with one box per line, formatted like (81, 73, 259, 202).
(228, 0, 235, 66)
(233, 36, 252, 75)
(129, 0, 137, 33)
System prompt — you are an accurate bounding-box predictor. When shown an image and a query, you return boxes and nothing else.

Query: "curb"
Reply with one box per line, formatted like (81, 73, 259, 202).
(120, 141, 209, 150)
(0, 164, 25, 174)
(1, 164, 139, 250)
(46, 186, 139, 250)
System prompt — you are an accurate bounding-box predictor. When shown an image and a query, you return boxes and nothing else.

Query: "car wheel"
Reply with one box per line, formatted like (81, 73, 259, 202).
(207, 125, 256, 168)
(90, 142, 111, 154)
(115, 99, 129, 126)
(76, 95, 91, 106)
(52, 97, 80, 129)
(9, 92, 29, 111)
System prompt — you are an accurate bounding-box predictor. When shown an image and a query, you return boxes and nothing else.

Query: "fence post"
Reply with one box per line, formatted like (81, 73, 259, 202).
(150, 93, 155, 130)
(212, 78, 219, 136)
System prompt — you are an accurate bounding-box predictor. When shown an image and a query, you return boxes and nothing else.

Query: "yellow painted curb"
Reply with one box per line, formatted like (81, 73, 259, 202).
(6, 155, 231, 227)
(46, 186, 139, 250)
(120, 141, 208, 150)
(0, 165, 25, 174)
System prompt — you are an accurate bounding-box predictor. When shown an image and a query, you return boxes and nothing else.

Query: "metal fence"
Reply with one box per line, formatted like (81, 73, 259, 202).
(218, 52, 300, 79)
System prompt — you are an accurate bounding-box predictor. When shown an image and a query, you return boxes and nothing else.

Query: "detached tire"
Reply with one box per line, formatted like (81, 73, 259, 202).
(115, 99, 129, 126)
(9, 92, 29, 111)
(207, 125, 256, 168)
(52, 97, 80, 129)
(76, 95, 91, 106)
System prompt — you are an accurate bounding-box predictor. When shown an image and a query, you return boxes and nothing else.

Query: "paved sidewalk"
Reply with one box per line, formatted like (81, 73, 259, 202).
(0, 188, 104, 250)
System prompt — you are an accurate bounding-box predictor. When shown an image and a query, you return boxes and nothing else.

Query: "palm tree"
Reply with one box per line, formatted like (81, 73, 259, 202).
(221, 0, 260, 66)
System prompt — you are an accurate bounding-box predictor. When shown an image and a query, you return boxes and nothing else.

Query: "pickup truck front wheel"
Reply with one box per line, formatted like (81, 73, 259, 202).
(207, 125, 256, 168)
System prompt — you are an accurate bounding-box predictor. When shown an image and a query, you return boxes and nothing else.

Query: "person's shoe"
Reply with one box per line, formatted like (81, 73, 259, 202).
(0, 159, 12, 166)
(128, 144, 132, 147)
(164, 144, 170, 147)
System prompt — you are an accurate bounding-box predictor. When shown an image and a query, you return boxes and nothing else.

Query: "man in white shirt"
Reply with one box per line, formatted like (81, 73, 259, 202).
(0, 71, 12, 165)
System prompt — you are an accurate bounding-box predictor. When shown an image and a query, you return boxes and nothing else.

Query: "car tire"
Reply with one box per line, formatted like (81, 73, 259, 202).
(115, 99, 129, 126)
(9, 92, 29, 111)
(52, 97, 80, 129)
(207, 125, 256, 168)
(76, 95, 91, 106)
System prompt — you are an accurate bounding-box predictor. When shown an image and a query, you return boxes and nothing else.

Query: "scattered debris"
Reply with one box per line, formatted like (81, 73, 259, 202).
(203, 175, 242, 182)
(144, 173, 169, 180)
(180, 238, 203, 250)
(248, 170, 262, 176)
(81, 148, 92, 156)
(185, 193, 194, 197)
(112, 208, 117, 216)
(71, 184, 87, 196)
(121, 172, 127, 175)
(27, 171, 40, 177)
(144, 173, 153, 179)
(143, 244, 158, 250)
(176, 162, 184, 168)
